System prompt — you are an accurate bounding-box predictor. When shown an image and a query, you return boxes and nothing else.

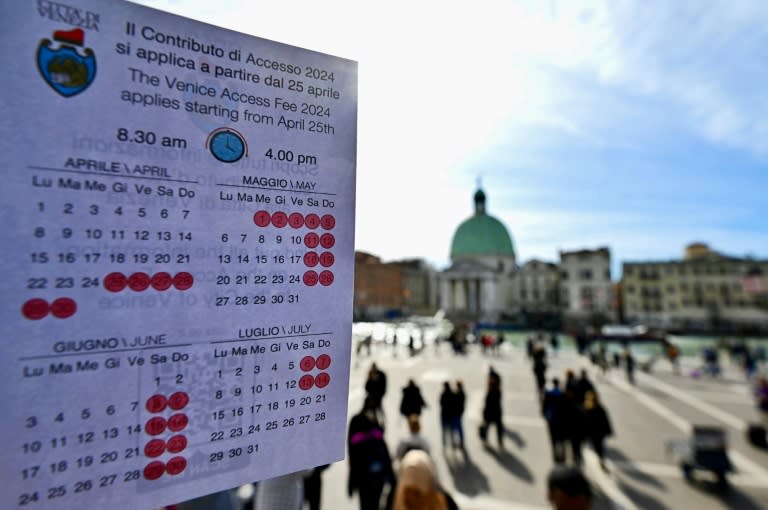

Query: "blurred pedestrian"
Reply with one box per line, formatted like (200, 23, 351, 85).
(755, 375, 768, 416)
(547, 466, 593, 510)
(385, 450, 459, 510)
(348, 396, 395, 510)
(702, 346, 721, 377)
(303, 464, 329, 510)
(596, 344, 608, 374)
(564, 370, 577, 396)
(439, 381, 456, 448)
(526, 336, 535, 360)
(583, 391, 613, 471)
(550, 332, 560, 357)
(453, 381, 466, 449)
(664, 341, 681, 375)
(563, 385, 585, 466)
(365, 362, 388, 416)
(357, 334, 373, 356)
(623, 349, 635, 385)
(574, 370, 595, 405)
(481, 369, 503, 448)
(542, 378, 567, 463)
(533, 345, 548, 397)
(396, 414, 431, 461)
(400, 379, 427, 419)
(254, 470, 311, 510)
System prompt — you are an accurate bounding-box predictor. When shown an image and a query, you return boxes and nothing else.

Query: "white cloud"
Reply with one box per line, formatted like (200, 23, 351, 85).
(132, 0, 768, 269)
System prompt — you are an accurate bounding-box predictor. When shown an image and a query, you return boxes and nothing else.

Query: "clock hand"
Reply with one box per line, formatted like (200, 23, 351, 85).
(226, 136, 232, 150)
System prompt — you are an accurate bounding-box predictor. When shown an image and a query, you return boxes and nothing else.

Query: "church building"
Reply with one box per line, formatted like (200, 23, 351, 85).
(439, 187, 519, 322)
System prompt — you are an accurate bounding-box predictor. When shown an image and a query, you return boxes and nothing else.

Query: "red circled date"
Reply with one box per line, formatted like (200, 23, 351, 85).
(144, 439, 166, 458)
(173, 272, 194, 291)
(22, 298, 49, 320)
(168, 413, 189, 432)
(128, 272, 150, 292)
(145, 394, 168, 413)
(319, 271, 334, 287)
(104, 272, 128, 292)
(168, 391, 190, 410)
(145, 417, 167, 436)
(50, 297, 77, 319)
(288, 212, 305, 229)
(304, 233, 320, 249)
(304, 213, 320, 229)
(315, 372, 331, 388)
(303, 251, 319, 267)
(316, 354, 332, 370)
(166, 456, 187, 476)
(319, 252, 335, 267)
(303, 271, 318, 286)
(271, 211, 288, 228)
(151, 272, 172, 291)
(299, 375, 315, 390)
(320, 233, 335, 249)
(320, 214, 336, 230)
(253, 210, 271, 227)
(143, 461, 165, 481)
(167, 435, 188, 454)
(300, 355, 316, 371)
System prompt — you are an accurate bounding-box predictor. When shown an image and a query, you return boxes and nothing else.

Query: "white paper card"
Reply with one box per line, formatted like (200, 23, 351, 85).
(0, 1, 357, 508)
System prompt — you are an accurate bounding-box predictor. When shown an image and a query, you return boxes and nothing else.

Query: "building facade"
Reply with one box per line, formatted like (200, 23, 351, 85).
(353, 252, 438, 320)
(559, 247, 615, 325)
(622, 243, 768, 333)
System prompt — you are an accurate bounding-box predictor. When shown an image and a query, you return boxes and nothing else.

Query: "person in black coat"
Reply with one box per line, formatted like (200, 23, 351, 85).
(439, 381, 456, 448)
(482, 370, 503, 448)
(400, 379, 427, 418)
(365, 363, 388, 415)
(583, 390, 613, 471)
(348, 396, 395, 510)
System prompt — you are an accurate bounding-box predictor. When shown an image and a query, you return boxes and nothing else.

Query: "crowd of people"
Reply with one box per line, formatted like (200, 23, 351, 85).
(343, 332, 610, 510)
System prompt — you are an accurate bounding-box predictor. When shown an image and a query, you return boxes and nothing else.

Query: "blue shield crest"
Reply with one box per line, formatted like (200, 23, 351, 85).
(37, 40, 96, 97)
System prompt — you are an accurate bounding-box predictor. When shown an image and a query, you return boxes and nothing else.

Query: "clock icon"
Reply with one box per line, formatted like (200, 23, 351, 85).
(207, 128, 247, 163)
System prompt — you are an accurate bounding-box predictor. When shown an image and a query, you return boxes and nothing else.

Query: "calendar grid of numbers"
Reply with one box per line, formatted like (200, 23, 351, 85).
(0, 1, 357, 508)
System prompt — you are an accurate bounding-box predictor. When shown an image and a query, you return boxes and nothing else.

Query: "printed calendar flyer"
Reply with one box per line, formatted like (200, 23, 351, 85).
(0, 1, 357, 508)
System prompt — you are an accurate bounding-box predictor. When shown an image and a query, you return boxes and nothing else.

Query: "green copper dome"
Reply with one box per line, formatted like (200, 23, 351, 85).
(450, 188, 515, 259)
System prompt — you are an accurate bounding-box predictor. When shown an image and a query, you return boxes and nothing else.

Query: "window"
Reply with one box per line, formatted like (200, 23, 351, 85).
(624, 267, 634, 276)
(666, 285, 675, 293)
(561, 271, 568, 280)
(580, 269, 593, 280)
(627, 285, 635, 294)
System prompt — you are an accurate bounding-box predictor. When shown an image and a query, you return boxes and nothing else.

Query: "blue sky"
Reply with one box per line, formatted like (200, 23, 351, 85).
(135, 0, 768, 276)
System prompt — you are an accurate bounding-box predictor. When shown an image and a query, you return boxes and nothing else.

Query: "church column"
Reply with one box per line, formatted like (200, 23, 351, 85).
(453, 279, 466, 311)
(440, 277, 452, 311)
(482, 278, 496, 316)
(468, 279, 477, 313)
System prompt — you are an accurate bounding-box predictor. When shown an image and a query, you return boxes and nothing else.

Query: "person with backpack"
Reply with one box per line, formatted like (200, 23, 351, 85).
(583, 391, 613, 471)
(395, 414, 432, 461)
(348, 396, 395, 510)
